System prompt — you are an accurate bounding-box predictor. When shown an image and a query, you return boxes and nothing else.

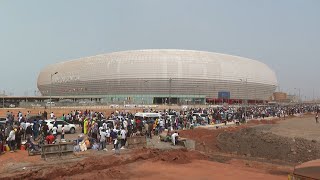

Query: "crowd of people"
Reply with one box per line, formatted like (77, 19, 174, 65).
(0, 104, 319, 154)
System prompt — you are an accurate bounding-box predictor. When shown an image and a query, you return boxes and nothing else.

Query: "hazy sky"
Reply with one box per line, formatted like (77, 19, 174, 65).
(0, 0, 319, 99)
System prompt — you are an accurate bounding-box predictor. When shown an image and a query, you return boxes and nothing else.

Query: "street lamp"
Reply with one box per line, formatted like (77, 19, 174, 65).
(50, 72, 58, 113)
(294, 88, 301, 103)
(2, 90, 5, 108)
(144, 80, 148, 104)
(169, 78, 172, 105)
(194, 85, 199, 105)
(240, 78, 248, 121)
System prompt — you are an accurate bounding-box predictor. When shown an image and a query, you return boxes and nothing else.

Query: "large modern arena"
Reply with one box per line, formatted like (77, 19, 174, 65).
(37, 49, 278, 105)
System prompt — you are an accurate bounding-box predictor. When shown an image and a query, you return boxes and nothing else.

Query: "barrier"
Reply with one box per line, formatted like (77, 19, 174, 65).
(127, 136, 147, 149)
(41, 142, 74, 160)
(181, 139, 196, 150)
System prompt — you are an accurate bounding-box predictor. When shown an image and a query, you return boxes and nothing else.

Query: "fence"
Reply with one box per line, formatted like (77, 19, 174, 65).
(127, 136, 147, 149)
(41, 142, 74, 160)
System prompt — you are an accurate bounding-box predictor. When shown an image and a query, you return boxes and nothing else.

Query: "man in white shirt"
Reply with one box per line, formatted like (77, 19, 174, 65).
(102, 123, 107, 130)
(120, 128, 126, 149)
(7, 128, 16, 152)
(171, 132, 179, 146)
(52, 126, 58, 139)
(50, 112, 55, 119)
(99, 129, 107, 151)
(159, 119, 164, 133)
(106, 128, 111, 144)
(123, 120, 128, 131)
(25, 121, 31, 129)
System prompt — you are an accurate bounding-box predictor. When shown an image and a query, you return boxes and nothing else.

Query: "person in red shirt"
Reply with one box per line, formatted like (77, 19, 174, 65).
(136, 119, 142, 132)
(46, 133, 55, 144)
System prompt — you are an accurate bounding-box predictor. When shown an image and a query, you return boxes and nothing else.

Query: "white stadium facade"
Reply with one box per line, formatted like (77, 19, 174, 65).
(37, 49, 278, 105)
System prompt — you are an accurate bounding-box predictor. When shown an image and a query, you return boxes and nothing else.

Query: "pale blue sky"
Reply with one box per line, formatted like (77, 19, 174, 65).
(0, 0, 319, 99)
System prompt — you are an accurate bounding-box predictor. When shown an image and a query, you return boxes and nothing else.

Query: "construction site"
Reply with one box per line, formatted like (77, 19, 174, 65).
(0, 107, 320, 180)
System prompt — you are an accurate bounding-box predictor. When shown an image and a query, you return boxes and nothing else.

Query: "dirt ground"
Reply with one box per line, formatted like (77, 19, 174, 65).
(216, 115, 320, 164)
(0, 149, 287, 180)
(2, 114, 320, 179)
(268, 115, 320, 141)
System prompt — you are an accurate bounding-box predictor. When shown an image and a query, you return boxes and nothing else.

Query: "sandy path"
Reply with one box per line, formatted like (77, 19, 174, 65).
(127, 160, 286, 180)
(269, 115, 320, 141)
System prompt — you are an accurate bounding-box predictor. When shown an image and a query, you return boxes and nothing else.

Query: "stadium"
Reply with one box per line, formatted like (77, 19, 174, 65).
(37, 49, 278, 105)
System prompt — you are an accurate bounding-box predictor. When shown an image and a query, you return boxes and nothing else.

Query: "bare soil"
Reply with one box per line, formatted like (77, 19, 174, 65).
(0, 148, 287, 180)
(217, 127, 320, 164)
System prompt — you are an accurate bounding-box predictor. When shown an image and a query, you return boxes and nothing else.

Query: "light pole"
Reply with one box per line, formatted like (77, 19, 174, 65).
(194, 85, 199, 105)
(294, 88, 301, 103)
(198, 85, 200, 105)
(144, 80, 148, 104)
(313, 88, 315, 104)
(169, 78, 172, 105)
(2, 90, 5, 108)
(50, 72, 58, 113)
(240, 78, 248, 121)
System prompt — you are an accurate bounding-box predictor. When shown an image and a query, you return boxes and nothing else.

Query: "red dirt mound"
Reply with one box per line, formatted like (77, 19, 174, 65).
(154, 148, 207, 164)
(0, 149, 207, 180)
(179, 127, 244, 153)
(248, 119, 279, 125)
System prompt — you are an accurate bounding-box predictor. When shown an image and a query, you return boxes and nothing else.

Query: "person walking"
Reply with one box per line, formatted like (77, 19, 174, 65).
(15, 127, 22, 150)
(25, 125, 33, 141)
(41, 122, 49, 138)
(316, 113, 319, 123)
(120, 128, 126, 149)
(0, 126, 4, 154)
(6, 128, 16, 152)
(61, 125, 65, 140)
(99, 129, 107, 151)
(4, 124, 10, 143)
(111, 129, 118, 151)
(43, 111, 48, 120)
(171, 131, 179, 146)
(33, 121, 40, 140)
(52, 126, 58, 140)
(106, 127, 111, 144)
(84, 118, 88, 135)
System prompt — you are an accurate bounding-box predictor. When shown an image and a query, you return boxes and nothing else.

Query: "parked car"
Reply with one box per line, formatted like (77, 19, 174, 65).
(31, 104, 42, 107)
(192, 113, 208, 121)
(102, 119, 116, 129)
(0, 120, 6, 127)
(46, 102, 55, 106)
(46, 120, 76, 134)
(109, 104, 119, 108)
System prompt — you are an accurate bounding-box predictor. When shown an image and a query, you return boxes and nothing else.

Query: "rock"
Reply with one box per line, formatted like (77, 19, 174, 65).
(312, 140, 317, 143)
(290, 148, 295, 152)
